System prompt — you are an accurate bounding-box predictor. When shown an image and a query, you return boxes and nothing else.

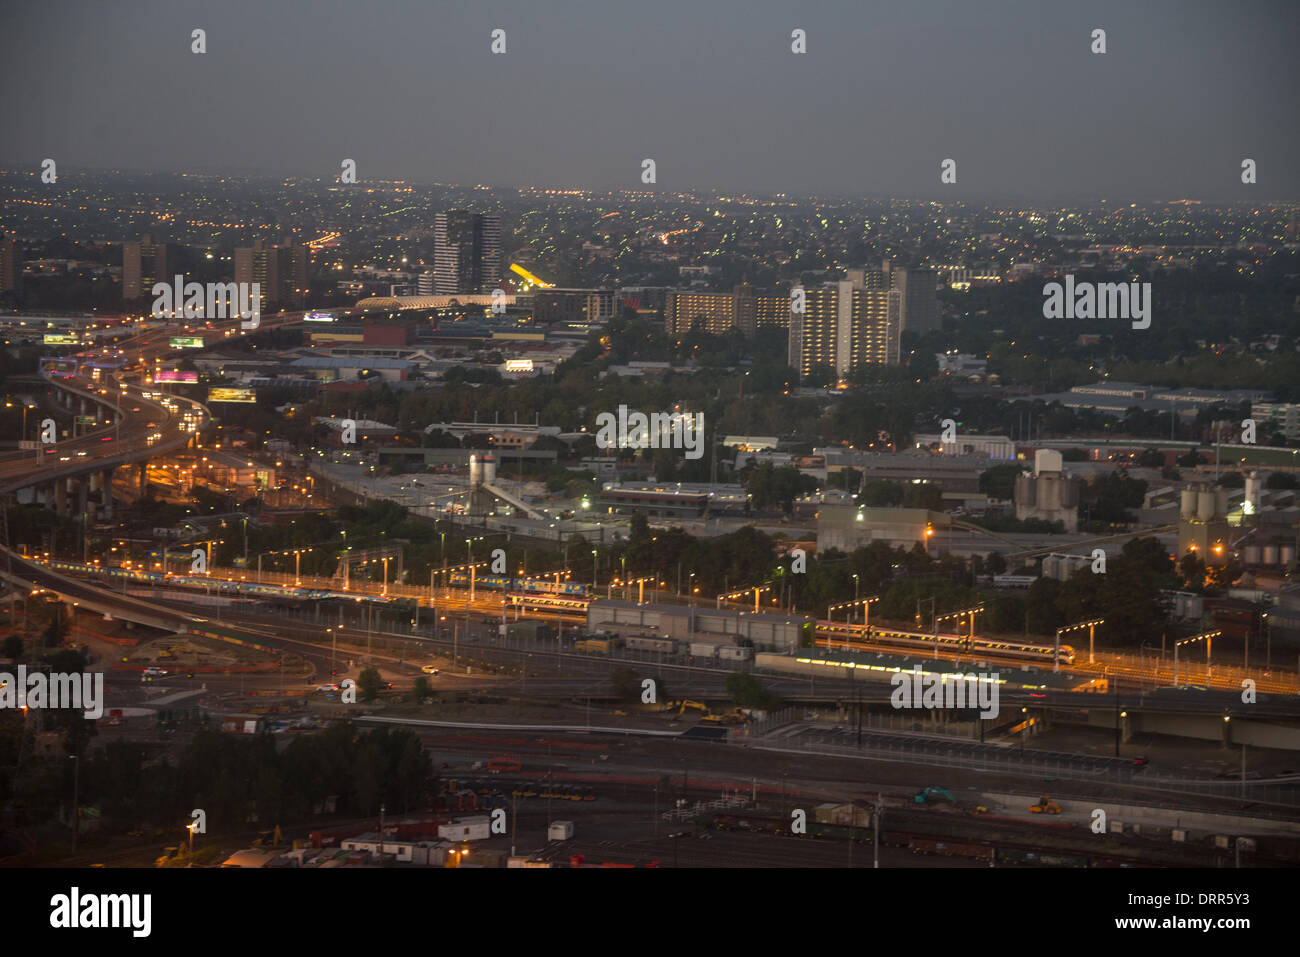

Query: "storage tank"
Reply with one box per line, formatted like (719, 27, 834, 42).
(1034, 449, 1063, 476)
(1262, 545, 1279, 566)
(1281, 545, 1297, 565)
(1216, 489, 1229, 517)
(1243, 545, 1261, 565)
(1197, 491, 1217, 521)
(1180, 489, 1198, 518)
(468, 454, 497, 485)
(1244, 472, 1261, 511)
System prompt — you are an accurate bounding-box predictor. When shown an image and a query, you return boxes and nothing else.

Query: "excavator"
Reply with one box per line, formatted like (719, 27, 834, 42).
(668, 700, 711, 717)
(912, 787, 956, 806)
(701, 708, 749, 725)
(252, 825, 284, 846)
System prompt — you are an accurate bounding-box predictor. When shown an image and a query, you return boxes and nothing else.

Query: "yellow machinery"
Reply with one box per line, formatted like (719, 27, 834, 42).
(1029, 796, 1062, 815)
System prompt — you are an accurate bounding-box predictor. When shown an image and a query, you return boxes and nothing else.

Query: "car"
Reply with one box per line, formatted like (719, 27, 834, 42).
(59, 456, 71, 462)
(141, 667, 167, 681)
(421, 665, 440, 675)
(100, 436, 113, 442)
(316, 683, 340, 692)
(76, 450, 87, 457)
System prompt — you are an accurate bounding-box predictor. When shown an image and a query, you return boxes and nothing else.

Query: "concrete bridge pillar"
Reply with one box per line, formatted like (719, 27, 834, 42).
(77, 477, 89, 518)
(54, 479, 68, 516)
(100, 468, 114, 520)
(137, 463, 147, 494)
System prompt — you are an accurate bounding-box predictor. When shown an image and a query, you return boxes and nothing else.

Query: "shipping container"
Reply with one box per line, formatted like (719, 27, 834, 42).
(438, 817, 492, 842)
(548, 820, 574, 841)
(624, 635, 679, 655)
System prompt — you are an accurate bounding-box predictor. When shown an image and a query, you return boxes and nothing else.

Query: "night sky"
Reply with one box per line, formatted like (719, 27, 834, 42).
(3, 0, 1297, 200)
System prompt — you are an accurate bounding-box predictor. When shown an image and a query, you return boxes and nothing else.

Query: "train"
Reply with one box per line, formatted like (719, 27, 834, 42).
(819, 622, 1075, 667)
(43, 559, 384, 606)
(448, 573, 590, 598)
(712, 812, 1118, 867)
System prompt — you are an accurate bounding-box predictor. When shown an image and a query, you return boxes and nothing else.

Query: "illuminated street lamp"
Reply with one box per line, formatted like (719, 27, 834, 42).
(1056, 618, 1104, 671)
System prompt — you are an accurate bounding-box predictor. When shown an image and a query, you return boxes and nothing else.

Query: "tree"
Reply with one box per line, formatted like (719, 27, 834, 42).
(979, 464, 1021, 501)
(725, 672, 781, 710)
(610, 668, 639, 702)
(357, 667, 384, 703)
(985, 551, 1007, 575)
(1, 634, 21, 659)
(902, 482, 943, 510)
(1179, 552, 1206, 592)
(628, 510, 651, 545)
(860, 479, 903, 507)
(1207, 557, 1243, 591)
(412, 677, 433, 700)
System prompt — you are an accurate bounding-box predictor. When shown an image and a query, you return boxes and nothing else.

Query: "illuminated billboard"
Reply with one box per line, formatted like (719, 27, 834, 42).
(169, 336, 205, 348)
(207, 387, 256, 403)
(43, 334, 80, 345)
(156, 370, 198, 383)
(303, 311, 336, 322)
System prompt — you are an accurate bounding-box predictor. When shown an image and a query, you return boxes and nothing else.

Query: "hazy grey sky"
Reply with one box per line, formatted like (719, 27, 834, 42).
(3, 0, 1297, 200)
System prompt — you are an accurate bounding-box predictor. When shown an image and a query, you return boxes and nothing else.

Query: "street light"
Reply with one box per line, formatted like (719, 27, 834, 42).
(69, 754, 79, 854)
(1056, 618, 1104, 672)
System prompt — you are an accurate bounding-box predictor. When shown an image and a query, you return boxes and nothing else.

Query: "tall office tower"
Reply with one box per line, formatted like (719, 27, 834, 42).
(433, 211, 501, 294)
(892, 266, 940, 335)
(787, 284, 841, 376)
(787, 273, 900, 378)
(851, 288, 900, 368)
(417, 271, 436, 296)
(279, 236, 309, 307)
(234, 238, 309, 311)
(0, 233, 22, 297)
(234, 241, 276, 314)
(122, 234, 169, 301)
